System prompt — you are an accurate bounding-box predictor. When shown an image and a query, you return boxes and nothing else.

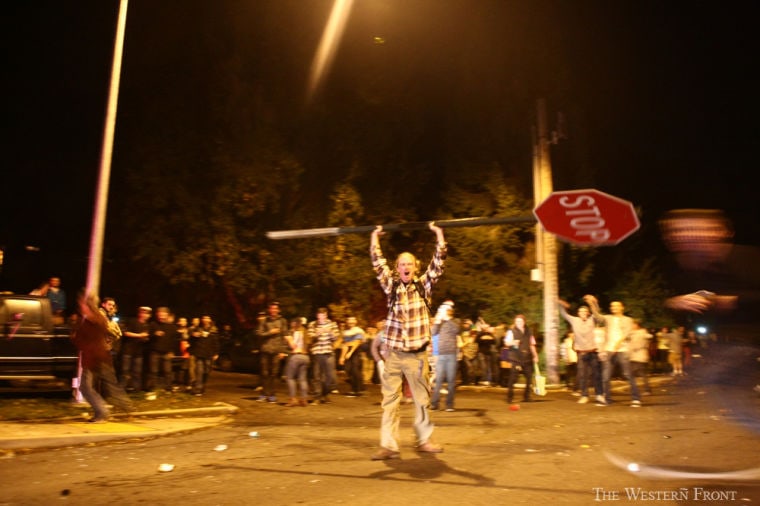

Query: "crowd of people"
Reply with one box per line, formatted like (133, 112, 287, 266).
(558, 297, 713, 408)
(42, 276, 711, 424)
(36, 208, 738, 447)
(32, 276, 225, 406)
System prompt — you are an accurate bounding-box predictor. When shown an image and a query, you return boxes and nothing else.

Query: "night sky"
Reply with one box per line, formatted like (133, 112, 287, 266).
(3, 1, 758, 297)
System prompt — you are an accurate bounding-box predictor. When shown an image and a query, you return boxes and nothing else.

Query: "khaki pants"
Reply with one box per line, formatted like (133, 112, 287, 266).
(378, 350, 433, 451)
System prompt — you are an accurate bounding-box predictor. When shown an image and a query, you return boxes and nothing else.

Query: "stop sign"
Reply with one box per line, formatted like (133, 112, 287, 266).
(533, 189, 640, 246)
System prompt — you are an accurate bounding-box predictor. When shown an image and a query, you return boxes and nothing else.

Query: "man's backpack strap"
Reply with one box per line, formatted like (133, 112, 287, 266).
(387, 278, 432, 316)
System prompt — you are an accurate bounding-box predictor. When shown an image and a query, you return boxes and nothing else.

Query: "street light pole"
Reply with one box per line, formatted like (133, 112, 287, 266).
(74, 0, 128, 404)
(86, 0, 129, 296)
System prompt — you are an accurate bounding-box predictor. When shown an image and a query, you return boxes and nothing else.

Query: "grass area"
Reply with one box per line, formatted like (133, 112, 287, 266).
(0, 388, 218, 422)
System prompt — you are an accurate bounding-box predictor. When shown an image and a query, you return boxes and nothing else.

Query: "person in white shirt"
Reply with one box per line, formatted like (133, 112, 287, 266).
(584, 295, 641, 407)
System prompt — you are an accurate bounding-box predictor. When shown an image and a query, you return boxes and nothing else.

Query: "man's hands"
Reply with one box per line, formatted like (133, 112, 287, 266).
(429, 222, 445, 244)
(371, 222, 444, 244)
(370, 225, 384, 248)
(664, 292, 738, 313)
(583, 294, 598, 308)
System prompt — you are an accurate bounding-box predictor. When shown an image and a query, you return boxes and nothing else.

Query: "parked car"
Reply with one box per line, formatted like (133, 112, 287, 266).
(215, 329, 260, 374)
(0, 293, 78, 388)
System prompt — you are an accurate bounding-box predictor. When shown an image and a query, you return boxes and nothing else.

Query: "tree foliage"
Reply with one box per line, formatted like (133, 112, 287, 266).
(432, 163, 541, 325)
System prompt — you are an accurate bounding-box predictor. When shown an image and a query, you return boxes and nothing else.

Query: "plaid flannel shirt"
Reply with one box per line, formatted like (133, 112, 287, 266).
(371, 241, 446, 352)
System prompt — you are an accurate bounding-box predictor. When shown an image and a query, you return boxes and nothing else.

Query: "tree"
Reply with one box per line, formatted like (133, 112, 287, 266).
(605, 256, 675, 329)
(433, 163, 541, 326)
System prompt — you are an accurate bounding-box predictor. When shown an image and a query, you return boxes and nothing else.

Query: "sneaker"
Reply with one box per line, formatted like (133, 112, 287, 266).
(330, 389, 340, 394)
(256, 395, 268, 402)
(345, 392, 358, 397)
(445, 408, 456, 412)
(416, 441, 443, 453)
(595, 395, 606, 404)
(430, 404, 439, 411)
(631, 400, 642, 407)
(577, 396, 589, 404)
(267, 396, 277, 403)
(88, 417, 108, 424)
(319, 398, 331, 404)
(371, 448, 400, 461)
(571, 391, 582, 397)
(285, 398, 299, 407)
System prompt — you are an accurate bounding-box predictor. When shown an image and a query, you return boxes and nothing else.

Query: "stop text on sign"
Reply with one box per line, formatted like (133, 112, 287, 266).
(559, 194, 610, 242)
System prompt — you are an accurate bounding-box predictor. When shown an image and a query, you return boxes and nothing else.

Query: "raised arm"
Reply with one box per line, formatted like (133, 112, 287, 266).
(370, 225, 384, 250)
(583, 294, 604, 321)
(429, 221, 445, 246)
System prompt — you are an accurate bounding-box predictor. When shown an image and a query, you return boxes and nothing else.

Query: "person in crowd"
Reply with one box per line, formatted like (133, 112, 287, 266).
(460, 321, 480, 385)
(430, 303, 462, 412)
(256, 301, 289, 403)
(504, 314, 539, 404)
(120, 306, 151, 392)
(489, 322, 509, 387)
(174, 316, 193, 391)
(560, 331, 579, 394)
(46, 276, 67, 323)
(669, 325, 685, 376)
(285, 317, 312, 407)
(584, 295, 640, 407)
(429, 299, 456, 390)
(362, 324, 379, 385)
(370, 319, 389, 378)
(30, 280, 49, 296)
(339, 316, 366, 397)
(683, 329, 698, 370)
(655, 326, 672, 374)
(219, 323, 233, 344)
(475, 317, 497, 386)
(95, 296, 123, 394)
(369, 222, 446, 460)
(70, 291, 134, 423)
(558, 299, 602, 404)
(99, 296, 122, 356)
(308, 307, 340, 403)
(628, 319, 653, 398)
(189, 314, 219, 396)
(147, 306, 176, 392)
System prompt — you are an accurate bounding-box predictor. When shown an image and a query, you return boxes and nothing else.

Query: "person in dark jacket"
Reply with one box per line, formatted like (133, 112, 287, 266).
(71, 291, 134, 422)
(256, 302, 289, 403)
(147, 306, 176, 392)
(189, 314, 220, 396)
(120, 306, 151, 392)
(504, 314, 539, 404)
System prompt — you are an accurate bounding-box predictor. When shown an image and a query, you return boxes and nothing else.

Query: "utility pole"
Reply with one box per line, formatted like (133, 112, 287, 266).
(532, 98, 560, 385)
